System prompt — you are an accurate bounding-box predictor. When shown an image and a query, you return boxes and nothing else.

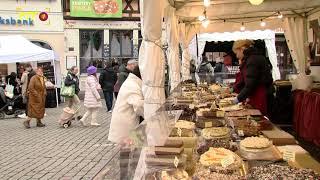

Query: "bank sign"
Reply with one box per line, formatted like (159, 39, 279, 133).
(70, 0, 122, 18)
(0, 16, 34, 26)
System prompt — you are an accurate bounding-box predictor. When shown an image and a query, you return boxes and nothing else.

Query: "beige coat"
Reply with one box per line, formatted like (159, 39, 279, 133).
(84, 75, 102, 108)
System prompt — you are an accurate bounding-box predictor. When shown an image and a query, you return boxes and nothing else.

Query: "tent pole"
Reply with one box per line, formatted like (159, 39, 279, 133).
(52, 59, 58, 108)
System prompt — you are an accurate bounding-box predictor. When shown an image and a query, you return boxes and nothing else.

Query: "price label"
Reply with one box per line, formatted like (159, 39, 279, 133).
(174, 156, 179, 168)
(189, 104, 195, 109)
(283, 150, 295, 162)
(205, 121, 212, 128)
(221, 155, 235, 168)
(8, 106, 12, 110)
(238, 130, 244, 137)
(177, 128, 182, 137)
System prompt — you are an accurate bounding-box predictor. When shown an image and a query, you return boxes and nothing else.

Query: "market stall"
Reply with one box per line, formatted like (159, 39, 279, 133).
(0, 35, 60, 107)
(131, 0, 320, 179)
(191, 30, 281, 80)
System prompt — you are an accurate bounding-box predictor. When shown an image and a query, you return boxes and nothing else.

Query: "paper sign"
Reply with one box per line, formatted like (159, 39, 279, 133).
(283, 150, 295, 161)
(221, 155, 235, 168)
(174, 156, 179, 168)
(177, 128, 182, 137)
(238, 130, 244, 137)
(205, 121, 212, 128)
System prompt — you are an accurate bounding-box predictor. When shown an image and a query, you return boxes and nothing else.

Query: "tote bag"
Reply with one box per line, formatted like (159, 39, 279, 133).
(61, 83, 75, 98)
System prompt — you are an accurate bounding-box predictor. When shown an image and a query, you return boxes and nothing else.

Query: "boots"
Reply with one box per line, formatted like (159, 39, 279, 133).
(36, 119, 45, 127)
(23, 120, 31, 129)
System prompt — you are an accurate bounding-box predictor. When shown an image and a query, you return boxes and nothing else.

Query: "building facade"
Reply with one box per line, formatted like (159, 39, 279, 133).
(0, 0, 64, 82)
(63, 0, 141, 75)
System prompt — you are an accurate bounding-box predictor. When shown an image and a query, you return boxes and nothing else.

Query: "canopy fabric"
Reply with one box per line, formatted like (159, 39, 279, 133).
(165, 6, 181, 90)
(179, 23, 199, 81)
(190, 30, 281, 80)
(0, 35, 58, 63)
(198, 30, 276, 42)
(284, 17, 307, 74)
(138, 0, 166, 145)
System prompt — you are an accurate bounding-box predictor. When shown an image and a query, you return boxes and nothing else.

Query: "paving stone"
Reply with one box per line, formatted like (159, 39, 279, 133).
(0, 101, 120, 179)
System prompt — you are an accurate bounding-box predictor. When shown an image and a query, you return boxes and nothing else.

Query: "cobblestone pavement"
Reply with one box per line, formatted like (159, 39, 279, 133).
(0, 103, 120, 180)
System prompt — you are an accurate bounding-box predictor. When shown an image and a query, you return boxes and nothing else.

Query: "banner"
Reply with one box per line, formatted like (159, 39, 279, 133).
(70, 0, 122, 18)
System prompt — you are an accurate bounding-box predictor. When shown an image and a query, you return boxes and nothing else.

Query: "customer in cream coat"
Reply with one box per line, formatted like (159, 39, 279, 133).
(108, 66, 144, 144)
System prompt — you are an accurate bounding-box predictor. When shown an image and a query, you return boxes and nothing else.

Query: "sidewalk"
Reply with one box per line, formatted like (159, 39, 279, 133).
(0, 103, 120, 180)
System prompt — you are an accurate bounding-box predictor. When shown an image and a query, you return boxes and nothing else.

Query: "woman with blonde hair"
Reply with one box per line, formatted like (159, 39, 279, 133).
(232, 40, 274, 116)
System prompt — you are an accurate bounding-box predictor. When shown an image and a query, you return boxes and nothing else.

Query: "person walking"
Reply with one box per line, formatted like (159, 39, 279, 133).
(21, 64, 32, 104)
(23, 67, 46, 128)
(99, 61, 117, 112)
(114, 59, 138, 99)
(79, 66, 102, 126)
(64, 66, 81, 119)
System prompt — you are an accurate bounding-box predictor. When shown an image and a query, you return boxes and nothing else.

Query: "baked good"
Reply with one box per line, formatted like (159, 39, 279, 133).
(175, 120, 195, 130)
(201, 127, 230, 140)
(199, 148, 241, 167)
(146, 154, 187, 168)
(196, 117, 224, 129)
(219, 104, 243, 112)
(209, 84, 222, 92)
(226, 109, 262, 117)
(193, 169, 243, 180)
(248, 164, 320, 180)
(240, 137, 272, 152)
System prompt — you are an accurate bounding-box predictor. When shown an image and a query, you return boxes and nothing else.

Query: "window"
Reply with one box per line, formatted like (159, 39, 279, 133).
(109, 30, 133, 58)
(79, 30, 104, 74)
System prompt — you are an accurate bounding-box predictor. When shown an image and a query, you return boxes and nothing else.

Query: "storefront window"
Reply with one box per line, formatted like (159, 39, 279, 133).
(79, 30, 104, 74)
(110, 30, 133, 58)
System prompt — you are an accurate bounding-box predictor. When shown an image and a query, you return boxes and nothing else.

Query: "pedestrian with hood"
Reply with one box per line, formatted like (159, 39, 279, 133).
(23, 67, 46, 128)
(114, 59, 138, 99)
(99, 61, 117, 112)
(79, 66, 102, 126)
(64, 66, 81, 119)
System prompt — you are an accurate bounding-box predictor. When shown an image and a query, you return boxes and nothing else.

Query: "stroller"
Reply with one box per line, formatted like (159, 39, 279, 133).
(0, 87, 24, 119)
(58, 106, 81, 128)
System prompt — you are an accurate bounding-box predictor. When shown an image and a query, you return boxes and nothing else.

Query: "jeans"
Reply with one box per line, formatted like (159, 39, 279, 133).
(103, 91, 113, 111)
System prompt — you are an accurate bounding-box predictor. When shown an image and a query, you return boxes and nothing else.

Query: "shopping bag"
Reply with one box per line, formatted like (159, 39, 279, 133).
(5, 84, 14, 98)
(61, 83, 75, 97)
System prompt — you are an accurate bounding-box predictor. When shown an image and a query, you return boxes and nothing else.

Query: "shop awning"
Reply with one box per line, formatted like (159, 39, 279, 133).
(0, 35, 58, 63)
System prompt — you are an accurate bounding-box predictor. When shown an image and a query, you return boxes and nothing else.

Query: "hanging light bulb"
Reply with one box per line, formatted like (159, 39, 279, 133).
(240, 22, 246, 31)
(198, 15, 206, 21)
(202, 19, 210, 28)
(249, 0, 264, 5)
(204, 0, 211, 7)
(260, 20, 266, 27)
(277, 12, 283, 19)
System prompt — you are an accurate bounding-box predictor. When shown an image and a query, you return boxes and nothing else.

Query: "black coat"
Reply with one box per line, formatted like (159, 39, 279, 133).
(99, 67, 117, 92)
(237, 47, 274, 102)
(64, 72, 80, 95)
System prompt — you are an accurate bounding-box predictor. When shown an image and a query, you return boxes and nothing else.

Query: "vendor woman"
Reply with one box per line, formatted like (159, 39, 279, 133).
(232, 40, 274, 116)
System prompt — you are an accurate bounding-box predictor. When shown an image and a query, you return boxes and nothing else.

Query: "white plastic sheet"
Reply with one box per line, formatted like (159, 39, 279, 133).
(265, 39, 281, 80)
(165, 6, 181, 90)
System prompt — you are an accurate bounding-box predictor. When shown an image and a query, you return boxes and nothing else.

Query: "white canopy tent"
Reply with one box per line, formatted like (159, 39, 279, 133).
(190, 30, 281, 80)
(0, 35, 59, 107)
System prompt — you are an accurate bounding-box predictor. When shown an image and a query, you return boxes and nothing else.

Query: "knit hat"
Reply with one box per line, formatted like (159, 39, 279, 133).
(87, 66, 97, 75)
(127, 59, 138, 65)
